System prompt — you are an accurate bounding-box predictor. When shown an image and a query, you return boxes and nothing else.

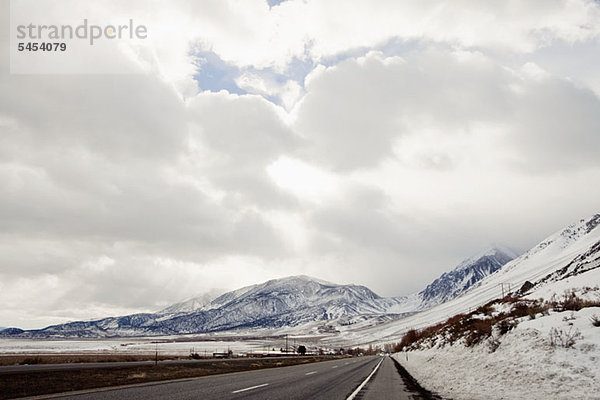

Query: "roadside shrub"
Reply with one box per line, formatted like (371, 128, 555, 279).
(548, 326, 582, 348)
(512, 301, 531, 317)
(496, 318, 518, 335)
(397, 290, 598, 352)
(487, 335, 501, 353)
(562, 312, 576, 322)
(558, 292, 584, 311)
(463, 318, 493, 347)
(474, 301, 495, 316)
(551, 291, 600, 312)
(398, 328, 420, 350)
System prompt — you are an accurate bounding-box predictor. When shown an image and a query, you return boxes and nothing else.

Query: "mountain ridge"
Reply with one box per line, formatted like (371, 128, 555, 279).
(1, 250, 516, 338)
(417, 247, 517, 310)
(347, 213, 600, 345)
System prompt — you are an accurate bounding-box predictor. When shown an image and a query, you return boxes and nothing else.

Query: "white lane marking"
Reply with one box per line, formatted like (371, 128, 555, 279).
(305, 371, 317, 375)
(231, 383, 269, 393)
(345, 362, 350, 365)
(332, 365, 338, 369)
(346, 358, 384, 400)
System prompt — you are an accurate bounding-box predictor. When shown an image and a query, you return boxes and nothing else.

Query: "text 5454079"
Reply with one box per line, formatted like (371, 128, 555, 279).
(18, 42, 66, 51)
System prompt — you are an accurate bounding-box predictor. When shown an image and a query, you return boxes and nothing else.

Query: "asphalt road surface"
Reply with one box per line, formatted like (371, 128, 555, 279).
(27, 356, 429, 400)
(360, 356, 417, 399)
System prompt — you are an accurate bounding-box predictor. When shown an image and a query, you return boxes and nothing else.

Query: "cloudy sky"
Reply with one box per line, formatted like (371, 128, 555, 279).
(2, 0, 600, 329)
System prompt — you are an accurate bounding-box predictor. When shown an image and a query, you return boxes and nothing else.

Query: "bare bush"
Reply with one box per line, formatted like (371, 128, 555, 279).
(551, 290, 600, 312)
(487, 335, 501, 353)
(398, 328, 420, 350)
(562, 312, 576, 322)
(463, 318, 493, 347)
(548, 326, 582, 348)
(396, 291, 596, 351)
(496, 318, 518, 335)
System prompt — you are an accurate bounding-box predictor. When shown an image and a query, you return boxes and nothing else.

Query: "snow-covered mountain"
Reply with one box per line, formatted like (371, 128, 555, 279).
(345, 213, 600, 345)
(384, 215, 600, 400)
(158, 289, 223, 315)
(2, 276, 413, 338)
(1, 248, 517, 338)
(417, 246, 517, 310)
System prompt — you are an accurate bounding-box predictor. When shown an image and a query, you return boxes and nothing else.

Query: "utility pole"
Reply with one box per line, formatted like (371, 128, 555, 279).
(285, 334, 288, 353)
(155, 344, 158, 366)
(500, 283, 515, 298)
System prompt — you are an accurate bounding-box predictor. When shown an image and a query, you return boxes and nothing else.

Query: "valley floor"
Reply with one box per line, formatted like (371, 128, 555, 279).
(393, 306, 600, 400)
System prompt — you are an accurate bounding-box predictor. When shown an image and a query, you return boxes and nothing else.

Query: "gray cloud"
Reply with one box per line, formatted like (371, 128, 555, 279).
(506, 78, 600, 172)
(295, 50, 600, 173)
(186, 92, 301, 208)
(1, 0, 600, 328)
(294, 50, 512, 171)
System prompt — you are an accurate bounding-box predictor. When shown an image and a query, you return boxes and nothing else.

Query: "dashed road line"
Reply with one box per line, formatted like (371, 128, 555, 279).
(231, 383, 269, 393)
(305, 371, 317, 375)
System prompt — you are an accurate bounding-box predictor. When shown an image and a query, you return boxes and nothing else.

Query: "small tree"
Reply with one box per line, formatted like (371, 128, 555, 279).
(297, 345, 307, 355)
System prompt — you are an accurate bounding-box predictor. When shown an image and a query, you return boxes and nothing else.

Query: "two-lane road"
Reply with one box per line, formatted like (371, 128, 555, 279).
(22, 356, 430, 400)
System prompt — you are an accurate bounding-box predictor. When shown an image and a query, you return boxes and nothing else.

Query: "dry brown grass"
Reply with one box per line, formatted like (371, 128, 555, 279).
(0, 353, 180, 367)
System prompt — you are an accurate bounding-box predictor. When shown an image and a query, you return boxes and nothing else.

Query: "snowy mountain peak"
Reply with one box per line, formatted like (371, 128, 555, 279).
(418, 246, 517, 309)
(157, 275, 333, 315)
(159, 289, 223, 315)
(252, 275, 338, 293)
(4, 275, 403, 338)
(454, 245, 518, 272)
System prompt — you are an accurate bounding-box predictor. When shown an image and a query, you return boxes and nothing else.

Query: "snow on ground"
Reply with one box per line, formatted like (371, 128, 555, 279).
(383, 217, 600, 399)
(343, 216, 600, 346)
(393, 306, 600, 400)
(0, 338, 269, 356)
(526, 267, 600, 303)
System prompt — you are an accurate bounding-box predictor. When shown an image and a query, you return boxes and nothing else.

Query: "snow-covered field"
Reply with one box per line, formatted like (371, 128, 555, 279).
(0, 337, 274, 356)
(393, 305, 600, 400)
(0, 329, 342, 356)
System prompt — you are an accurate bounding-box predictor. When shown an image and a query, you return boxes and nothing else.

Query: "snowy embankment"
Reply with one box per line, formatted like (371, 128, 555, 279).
(392, 269, 600, 400)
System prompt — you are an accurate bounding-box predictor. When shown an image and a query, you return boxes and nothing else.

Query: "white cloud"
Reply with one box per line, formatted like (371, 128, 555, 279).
(180, 0, 600, 70)
(267, 156, 339, 203)
(235, 72, 304, 110)
(1, 0, 600, 328)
